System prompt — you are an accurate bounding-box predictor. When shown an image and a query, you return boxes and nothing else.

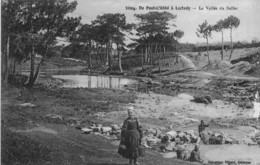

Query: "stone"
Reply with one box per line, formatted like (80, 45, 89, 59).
(146, 137, 161, 146)
(181, 134, 191, 143)
(155, 128, 162, 137)
(185, 130, 195, 136)
(91, 127, 101, 132)
(101, 127, 112, 133)
(162, 152, 177, 158)
(245, 101, 254, 108)
(141, 138, 150, 148)
(225, 137, 233, 144)
(243, 137, 257, 145)
(178, 132, 185, 138)
(146, 128, 157, 135)
(81, 128, 92, 134)
(111, 124, 121, 131)
(166, 130, 177, 140)
(19, 103, 36, 107)
(165, 142, 176, 151)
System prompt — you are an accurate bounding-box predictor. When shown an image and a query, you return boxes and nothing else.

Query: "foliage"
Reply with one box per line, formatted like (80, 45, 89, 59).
(1, 0, 81, 86)
(196, 20, 213, 62)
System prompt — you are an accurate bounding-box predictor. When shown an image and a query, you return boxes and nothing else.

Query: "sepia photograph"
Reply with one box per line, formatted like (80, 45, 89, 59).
(1, 0, 260, 164)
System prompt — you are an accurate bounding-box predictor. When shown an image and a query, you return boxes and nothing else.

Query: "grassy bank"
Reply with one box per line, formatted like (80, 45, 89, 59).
(1, 83, 137, 164)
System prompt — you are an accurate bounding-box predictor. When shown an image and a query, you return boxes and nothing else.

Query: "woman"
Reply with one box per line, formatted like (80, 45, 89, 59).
(120, 106, 142, 165)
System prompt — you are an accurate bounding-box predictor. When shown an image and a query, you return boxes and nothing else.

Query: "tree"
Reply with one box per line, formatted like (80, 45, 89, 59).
(134, 12, 177, 64)
(92, 13, 132, 72)
(173, 30, 184, 52)
(1, 0, 25, 82)
(224, 15, 240, 60)
(213, 19, 226, 60)
(2, 0, 81, 87)
(71, 24, 96, 69)
(196, 20, 213, 63)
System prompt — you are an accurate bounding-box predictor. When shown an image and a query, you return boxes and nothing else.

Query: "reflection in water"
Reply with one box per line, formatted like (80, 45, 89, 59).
(201, 144, 260, 163)
(52, 75, 137, 89)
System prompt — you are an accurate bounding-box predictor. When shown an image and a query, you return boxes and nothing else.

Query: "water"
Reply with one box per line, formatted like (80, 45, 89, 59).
(52, 75, 137, 89)
(252, 91, 260, 118)
(201, 144, 260, 164)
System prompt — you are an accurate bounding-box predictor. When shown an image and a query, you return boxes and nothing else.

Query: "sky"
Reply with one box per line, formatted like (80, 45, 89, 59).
(71, 0, 260, 44)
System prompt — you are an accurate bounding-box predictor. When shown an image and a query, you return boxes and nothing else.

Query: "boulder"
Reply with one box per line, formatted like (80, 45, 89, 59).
(181, 134, 191, 143)
(245, 101, 254, 108)
(178, 132, 185, 138)
(166, 130, 177, 140)
(146, 128, 157, 135)
(141, 138, 150, 148)
(243, 137, 257, 145)
(91, 127, 101, 132)
(225, 137, 233, 144)
(111, 124, 121, 131)
(81, 128, 92, 134)
(185, 130, 195, 137)
(165, 142, 176, 151)
(155, 128, 162, 137)
(146, 137, 161, 146)
(101, 127, 112, 133)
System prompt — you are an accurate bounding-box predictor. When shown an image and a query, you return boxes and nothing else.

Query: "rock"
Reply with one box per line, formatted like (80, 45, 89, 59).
(110, 130, 121, 136)
(178, 132, 185, 138)
(146, 128, 157, 135)
(146, 137, 161, 146)
(81, 128, 92, 134)
(90, 126, 101, 132)
(166, 130, 177, 140)
(165, 142, 176, 151)
(19, 103, 36, 107)
(155, 128, 162, 137)
(44, 114, 64, 124)
(162, 152, 177, 158)
(185, 130, 195, 136)
(225, 137, 233, 144)
(245, 101, 254, 108)
(243, 137, 257, 145)
(95, 112, 105, 117)
(111, 124, 121, 131)
(141, 138, 150, 148)
(192, 95, 212, 104)
(101, 127, 112, 133)
(181, 134, 191, 143)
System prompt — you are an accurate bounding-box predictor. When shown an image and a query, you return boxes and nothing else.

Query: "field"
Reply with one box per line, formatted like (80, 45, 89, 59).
(2, 47, 260, 165)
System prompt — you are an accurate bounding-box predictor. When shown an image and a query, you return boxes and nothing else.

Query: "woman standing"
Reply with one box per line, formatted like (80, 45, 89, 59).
(119, 106, 142, 165)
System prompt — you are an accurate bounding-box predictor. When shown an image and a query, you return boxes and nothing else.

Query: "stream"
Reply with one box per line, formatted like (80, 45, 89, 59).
(52, 75, 137, 89)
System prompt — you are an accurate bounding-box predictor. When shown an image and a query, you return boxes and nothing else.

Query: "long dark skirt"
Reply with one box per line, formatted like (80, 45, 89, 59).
(123, 130, 140, 159)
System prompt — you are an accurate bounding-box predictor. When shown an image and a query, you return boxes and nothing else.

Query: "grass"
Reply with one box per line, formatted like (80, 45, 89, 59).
(2, 84, 137, 125)
(1, 84, 138, 164)
(1, 127, 52, 165)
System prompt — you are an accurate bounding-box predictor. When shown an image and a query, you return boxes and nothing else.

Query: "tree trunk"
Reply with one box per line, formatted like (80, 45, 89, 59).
(108, 40, 112, 71)
(12, 58, 16, 75)
(221, 30, 224, 60)
(4, 34, 10, 82)
(28, 47, 49, 88)
(229, 28, 233, 60)
(106, 43, 109, 66)
(206, 37, 210, 63)
(117, 44, 123, 72)
(88, 41, 92, 69)
(145, 46, 148, 64)
(141, 48, 144, 69)
(28, 45, 35, 86)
